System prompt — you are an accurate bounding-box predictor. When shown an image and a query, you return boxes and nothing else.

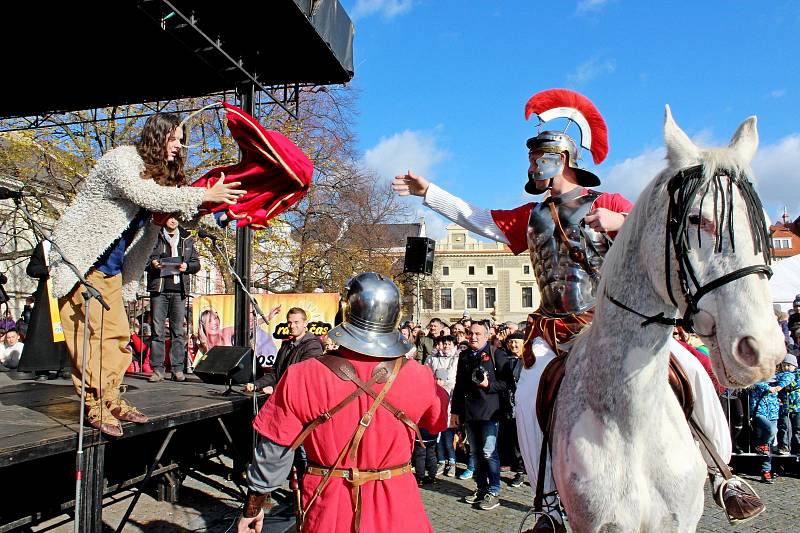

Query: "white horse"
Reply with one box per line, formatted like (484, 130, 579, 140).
(551, 107, 785, 532)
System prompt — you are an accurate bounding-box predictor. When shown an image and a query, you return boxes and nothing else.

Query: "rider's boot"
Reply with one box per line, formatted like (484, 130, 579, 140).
(710, 470, 766, 525)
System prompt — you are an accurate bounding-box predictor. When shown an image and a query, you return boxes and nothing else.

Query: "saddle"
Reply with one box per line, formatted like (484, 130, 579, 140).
(289, 353, 423, 533)
(533, 348, 731, 513)
(535, 352, 694, 436)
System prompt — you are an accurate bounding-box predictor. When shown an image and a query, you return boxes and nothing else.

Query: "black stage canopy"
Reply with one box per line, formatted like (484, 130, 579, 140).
(0, 0, 354, 119)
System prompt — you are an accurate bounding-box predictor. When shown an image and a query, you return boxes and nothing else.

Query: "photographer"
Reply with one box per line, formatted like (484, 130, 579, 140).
(451, 322, 511, 511)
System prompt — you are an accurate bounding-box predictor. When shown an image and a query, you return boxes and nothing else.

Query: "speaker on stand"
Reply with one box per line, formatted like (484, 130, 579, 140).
(193, 346, 254, 394)
(403, 237, 435, 323)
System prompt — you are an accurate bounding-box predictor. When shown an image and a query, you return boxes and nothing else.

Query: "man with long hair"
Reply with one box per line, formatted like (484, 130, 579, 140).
(49, 112, 245, 437)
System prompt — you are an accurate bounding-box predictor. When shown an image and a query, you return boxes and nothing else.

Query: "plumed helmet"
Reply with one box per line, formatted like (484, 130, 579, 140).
(524, 89, 609, 192)
(327, 272, 412, 358)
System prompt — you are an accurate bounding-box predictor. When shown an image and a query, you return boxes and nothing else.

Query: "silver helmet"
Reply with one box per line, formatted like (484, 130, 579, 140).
(327, 272, 412, 359)
(525, 130, 601, 194)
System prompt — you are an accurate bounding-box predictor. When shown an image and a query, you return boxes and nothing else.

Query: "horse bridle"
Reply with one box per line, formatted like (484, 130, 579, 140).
(609, 165, 772, 333)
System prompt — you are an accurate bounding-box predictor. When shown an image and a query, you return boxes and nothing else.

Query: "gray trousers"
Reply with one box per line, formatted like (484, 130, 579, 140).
(150, 291, 187, 373)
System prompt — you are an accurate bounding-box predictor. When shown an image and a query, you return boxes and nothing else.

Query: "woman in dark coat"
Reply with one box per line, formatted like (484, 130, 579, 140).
(19, 241, 70, 379)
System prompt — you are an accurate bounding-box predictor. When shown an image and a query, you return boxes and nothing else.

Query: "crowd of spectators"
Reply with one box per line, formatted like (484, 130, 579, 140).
(403, 315, 528, 510)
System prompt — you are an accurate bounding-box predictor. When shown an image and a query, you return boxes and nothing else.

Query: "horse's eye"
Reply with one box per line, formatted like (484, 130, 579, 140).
(688, 214, 701, 225)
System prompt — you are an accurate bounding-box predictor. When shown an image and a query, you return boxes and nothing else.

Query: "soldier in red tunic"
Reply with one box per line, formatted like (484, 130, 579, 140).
(237, 272, 449, 533)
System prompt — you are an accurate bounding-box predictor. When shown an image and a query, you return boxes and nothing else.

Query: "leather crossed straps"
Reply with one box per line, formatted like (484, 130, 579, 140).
(290, 354, 423, 453)
(293, 354, 409, 533)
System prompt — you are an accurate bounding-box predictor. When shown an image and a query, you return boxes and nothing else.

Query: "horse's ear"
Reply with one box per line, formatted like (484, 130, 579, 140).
(663, 105, 699, 166)
(729, 116, 759, 163)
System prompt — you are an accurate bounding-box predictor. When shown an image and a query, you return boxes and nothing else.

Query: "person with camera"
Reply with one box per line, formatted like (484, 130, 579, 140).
(451, 322, 511, 511)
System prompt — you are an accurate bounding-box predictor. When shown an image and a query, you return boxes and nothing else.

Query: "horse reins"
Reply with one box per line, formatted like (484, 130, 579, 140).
(608, 164, 772, 333)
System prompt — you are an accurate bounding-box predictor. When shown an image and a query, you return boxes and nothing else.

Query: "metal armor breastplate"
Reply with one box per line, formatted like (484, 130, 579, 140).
(527, 189, 610, 316)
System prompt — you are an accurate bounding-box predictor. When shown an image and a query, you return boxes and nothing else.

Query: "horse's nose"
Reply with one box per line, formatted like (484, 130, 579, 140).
(734, 336, 760, 367)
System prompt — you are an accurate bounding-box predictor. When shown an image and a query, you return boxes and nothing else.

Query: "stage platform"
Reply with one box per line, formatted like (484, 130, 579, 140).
(0, 372, 293, 532)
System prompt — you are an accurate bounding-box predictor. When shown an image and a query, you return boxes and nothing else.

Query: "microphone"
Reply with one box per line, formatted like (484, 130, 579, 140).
(197, 229, 218, 243)
(0, 187, 23, 200)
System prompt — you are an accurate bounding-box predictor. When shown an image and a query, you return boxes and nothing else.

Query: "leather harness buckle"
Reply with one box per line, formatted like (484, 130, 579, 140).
(377, 469, 392, 480)
(358, 412, 372, 427)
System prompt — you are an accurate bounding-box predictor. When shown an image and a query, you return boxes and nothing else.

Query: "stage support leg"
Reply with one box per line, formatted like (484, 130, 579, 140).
(114, 428, 176, 533)
(80, 442, 106, 533)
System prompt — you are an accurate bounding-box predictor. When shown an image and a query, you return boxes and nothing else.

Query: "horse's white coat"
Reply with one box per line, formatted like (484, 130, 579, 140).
(551, 108, 785, 532)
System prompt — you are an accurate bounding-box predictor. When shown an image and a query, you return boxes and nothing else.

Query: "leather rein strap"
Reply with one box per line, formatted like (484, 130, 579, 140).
(294, 355, 406, 532)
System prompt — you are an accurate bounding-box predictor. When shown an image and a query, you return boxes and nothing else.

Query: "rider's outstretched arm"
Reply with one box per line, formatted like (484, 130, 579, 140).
(423, 182, 511, 245)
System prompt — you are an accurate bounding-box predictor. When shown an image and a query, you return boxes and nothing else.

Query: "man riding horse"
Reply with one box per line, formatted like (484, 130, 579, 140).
(393, 89, 763, 532)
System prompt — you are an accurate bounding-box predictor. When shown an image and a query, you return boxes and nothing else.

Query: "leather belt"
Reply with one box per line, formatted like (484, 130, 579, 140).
(306, 463, 412, 485)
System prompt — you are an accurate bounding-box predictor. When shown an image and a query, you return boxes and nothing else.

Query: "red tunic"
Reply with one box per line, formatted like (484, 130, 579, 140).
(490, 190, 634, 255)
(253, 353, 449, 533)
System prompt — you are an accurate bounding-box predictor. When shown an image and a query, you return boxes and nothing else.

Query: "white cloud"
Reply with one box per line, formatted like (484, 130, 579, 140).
(752, 134, 800, 220)
(601, 146, 667, 203)
(769, 89, 787, 99)
(577, 0, 611, 13)
(567, 56, 616, 85)
(351, 0, 413, 20)
(362, 129, 448, 181)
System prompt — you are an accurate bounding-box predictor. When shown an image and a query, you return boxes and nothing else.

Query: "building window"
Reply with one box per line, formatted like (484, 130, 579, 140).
(468, 265, 475, 275)
(204, 269, 212, 293)
(487, 265, 494, 275)
(466, 288, 478, 309)
(773, 238, 792, 249)
(422, 289, 433, 310)
(485, 287, 496, 309)
(522, 287, 534, 308)
(523, 265, 530, 275)
(442, 265, 450, 276)
(440, 288, 452, 309)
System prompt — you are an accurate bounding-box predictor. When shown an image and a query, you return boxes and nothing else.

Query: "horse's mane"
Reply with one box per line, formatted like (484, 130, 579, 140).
(595, 144, 769, 313)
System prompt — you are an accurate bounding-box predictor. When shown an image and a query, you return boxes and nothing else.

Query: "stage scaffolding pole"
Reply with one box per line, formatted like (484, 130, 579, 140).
(234, 84, 255, 349)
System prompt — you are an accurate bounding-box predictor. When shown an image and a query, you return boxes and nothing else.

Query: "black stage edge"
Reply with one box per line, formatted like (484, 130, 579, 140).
(0, 374, 292, 532)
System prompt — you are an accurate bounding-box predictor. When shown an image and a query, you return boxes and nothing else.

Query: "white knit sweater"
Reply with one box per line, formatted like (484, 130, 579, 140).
(49, 146, 206, 301)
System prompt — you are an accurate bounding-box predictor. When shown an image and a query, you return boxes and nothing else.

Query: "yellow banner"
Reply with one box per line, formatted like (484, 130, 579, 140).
(46, 278, 66, 342)
(192, 292, 339, 366)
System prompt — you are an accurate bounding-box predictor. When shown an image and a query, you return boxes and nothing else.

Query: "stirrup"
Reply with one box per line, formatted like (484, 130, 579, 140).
(716, 476, 765, 526)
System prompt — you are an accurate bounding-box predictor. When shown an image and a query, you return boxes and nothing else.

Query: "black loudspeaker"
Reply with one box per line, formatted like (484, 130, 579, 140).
(403, 237, 435, 275)
(194, 346, 254, 385)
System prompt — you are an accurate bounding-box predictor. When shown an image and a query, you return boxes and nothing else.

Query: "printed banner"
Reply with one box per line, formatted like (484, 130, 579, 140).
(192, 292, 339, 366)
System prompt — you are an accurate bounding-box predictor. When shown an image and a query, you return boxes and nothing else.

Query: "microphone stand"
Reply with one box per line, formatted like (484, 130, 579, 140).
(13, 196, 110, 533)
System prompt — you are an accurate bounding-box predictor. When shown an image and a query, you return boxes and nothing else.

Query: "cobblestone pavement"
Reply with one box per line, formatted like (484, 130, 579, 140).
(32, 461, 800, 532)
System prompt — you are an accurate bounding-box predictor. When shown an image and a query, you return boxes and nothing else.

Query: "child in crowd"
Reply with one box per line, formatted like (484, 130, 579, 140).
(750, 359, 794, 483)
(777, 354, 799, 455)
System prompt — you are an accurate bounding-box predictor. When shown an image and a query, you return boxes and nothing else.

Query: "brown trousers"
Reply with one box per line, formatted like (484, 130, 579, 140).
(59, 270, 132, 404)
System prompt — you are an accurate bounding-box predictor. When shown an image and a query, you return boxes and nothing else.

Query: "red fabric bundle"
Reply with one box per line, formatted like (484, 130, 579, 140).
(191, 102, 313, 228)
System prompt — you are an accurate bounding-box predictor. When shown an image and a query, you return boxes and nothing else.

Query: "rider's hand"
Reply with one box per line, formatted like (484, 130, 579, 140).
(392, 171, 430, 197)
(203, 173, 246, 205)
(585, 208, 626, 234)
(236, 510, 264, 533)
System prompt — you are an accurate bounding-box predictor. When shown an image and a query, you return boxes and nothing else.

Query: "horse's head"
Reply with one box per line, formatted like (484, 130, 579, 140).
(650, 107, 784, 387)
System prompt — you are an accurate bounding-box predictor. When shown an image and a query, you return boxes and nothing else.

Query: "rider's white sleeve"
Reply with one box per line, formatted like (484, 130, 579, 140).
(423, 183, 510, 245)
(668, 338, 732, 465)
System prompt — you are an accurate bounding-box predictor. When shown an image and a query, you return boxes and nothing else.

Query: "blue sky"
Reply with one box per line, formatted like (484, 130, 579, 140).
(341, 0, 800, 238)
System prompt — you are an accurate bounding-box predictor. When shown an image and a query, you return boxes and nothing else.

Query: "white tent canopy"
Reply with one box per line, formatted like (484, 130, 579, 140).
(770, 254, 800, 309)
